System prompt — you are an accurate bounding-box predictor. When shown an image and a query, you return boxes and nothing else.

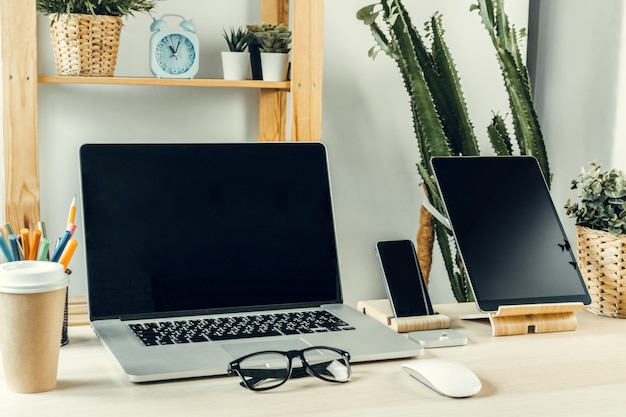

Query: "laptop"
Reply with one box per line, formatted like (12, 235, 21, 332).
(79, 142, 422, 382)
(430, 156, 591, 313)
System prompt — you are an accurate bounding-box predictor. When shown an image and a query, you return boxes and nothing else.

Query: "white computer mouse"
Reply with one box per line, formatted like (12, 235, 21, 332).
(401, 358, 482, 398)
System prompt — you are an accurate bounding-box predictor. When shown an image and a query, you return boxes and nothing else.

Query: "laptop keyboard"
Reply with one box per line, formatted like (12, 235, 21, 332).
(128, 310, 356, 346)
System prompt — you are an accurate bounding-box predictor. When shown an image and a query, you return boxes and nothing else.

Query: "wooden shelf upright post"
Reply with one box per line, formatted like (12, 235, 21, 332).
(259, 0, 289, 142)
(0, 0, 40, 231)
(259, 0, 323, 142)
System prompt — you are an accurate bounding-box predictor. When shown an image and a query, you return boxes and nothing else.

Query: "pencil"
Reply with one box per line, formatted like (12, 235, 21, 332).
(58, 239, 78, 271)
(67, 195, 76, 229)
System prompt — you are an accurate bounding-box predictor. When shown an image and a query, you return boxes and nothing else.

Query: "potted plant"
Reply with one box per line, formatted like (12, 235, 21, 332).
(357, 0, 551, 302)
(565, 161, 626, 318)
(221, 26, 251, 81)
(36, 0, 160, 76)
(248, 23, 291, 81)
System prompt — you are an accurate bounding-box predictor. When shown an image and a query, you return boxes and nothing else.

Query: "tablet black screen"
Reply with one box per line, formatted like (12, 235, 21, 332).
(431, 156, 590, 312)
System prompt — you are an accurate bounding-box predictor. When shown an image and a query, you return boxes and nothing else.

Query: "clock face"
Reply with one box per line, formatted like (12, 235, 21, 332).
(154, 34, 197, 76)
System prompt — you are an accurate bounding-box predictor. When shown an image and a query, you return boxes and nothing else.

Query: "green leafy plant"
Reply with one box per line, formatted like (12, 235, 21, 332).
(36, 0, 160, 21)
(565, 162, 626, 235)
(248, 23, 292, 53)
(223, 26, 251, 53)
(357, 0, 551, 302)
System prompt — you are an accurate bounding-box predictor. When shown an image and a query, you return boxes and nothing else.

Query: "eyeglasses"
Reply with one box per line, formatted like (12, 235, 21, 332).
(227, 346, 352, 391)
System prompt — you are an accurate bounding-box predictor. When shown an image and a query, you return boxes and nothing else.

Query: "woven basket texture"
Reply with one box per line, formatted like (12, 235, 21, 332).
(576, 225, 626, 318)
(49, 14, 122, 77)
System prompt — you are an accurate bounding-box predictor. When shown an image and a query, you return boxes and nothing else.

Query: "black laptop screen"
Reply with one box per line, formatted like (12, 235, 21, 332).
(431, 156, 590, 312)
(80, 143, 342, 320)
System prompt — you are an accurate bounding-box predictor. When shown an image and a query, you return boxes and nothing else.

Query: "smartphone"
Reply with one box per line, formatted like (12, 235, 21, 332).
(376, 240, 434, 318)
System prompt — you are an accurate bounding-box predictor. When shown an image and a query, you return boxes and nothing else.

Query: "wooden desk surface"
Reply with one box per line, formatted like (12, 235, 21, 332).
(2, 303, 626, 417)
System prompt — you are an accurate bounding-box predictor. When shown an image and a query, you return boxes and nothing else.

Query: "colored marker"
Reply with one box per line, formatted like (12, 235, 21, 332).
(50, 230, 72, 262)
(0, 234, 13, 262)
(58, 239, 78, 271)
(37, 221, 48, 239)
(8, 234, 21, 261)
(28, 229, 42, 261)
(20, 228, 30, 260)
(3, 223, 14, 237)
(15, 236, 24, 260)
(37, 237, 50, 261)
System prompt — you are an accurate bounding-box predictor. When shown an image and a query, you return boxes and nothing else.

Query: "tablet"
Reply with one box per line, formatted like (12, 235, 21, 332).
(430, 156, 590, 313)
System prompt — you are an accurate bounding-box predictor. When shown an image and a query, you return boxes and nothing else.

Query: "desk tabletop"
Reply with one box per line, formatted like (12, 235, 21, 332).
(2, 303, 626, 417)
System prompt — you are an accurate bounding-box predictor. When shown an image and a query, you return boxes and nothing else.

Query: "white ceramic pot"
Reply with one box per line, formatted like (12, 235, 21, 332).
(260, 52, 289, 81)
(221, 51, 251, 81)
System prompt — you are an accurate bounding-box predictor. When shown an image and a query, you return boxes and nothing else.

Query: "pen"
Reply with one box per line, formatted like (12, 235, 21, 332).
(8, 234, 21, 261)
(20, 228, 30, 260)
(37, 237, 50, 261)
(0, 233, 13, 262)
(28, 229, 42, 261)
(67, 196, 76, 229)
(58, 239, 78, 271)
(50, 230, 72, 262)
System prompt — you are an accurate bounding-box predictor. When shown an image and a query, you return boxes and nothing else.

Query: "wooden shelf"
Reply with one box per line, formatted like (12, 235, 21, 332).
(38, 75, 291, 90)
(1, 0, 323, 231)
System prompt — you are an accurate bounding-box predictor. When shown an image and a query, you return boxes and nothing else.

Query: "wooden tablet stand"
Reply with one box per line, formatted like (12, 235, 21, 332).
(357, 299, 451, 333)
(482, 302, 585, 336)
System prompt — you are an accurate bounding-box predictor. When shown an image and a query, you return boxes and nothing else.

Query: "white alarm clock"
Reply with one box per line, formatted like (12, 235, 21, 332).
(149, 14, 199, 79)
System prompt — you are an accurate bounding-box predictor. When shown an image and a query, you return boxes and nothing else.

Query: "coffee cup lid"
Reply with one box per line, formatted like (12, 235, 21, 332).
(0, 261, 68, 294)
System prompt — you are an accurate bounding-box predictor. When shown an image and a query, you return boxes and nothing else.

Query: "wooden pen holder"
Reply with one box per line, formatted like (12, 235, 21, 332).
(357, 299, 451, 333)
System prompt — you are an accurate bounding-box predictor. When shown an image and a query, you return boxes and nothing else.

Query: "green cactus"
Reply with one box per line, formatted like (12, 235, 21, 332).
(357, 0, 551, 302)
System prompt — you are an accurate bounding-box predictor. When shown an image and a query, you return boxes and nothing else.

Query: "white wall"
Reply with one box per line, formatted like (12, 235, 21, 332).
(532, 0, 626, 245)
(30, 0, 532, 306)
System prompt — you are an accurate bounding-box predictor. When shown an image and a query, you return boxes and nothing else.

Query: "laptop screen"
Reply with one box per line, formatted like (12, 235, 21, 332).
(431, 156, 591, 312)
(80, 143, 342, 320)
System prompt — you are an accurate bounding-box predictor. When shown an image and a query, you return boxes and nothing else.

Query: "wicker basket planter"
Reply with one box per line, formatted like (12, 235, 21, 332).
(576, 225, 626, 318)
(49, 14, 122, 77)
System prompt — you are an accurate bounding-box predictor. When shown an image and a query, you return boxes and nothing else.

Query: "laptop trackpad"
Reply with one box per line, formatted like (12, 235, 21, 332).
(222, 338, 312, 359)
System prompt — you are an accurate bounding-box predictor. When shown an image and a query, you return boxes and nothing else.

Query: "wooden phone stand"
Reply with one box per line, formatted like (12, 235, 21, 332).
(357, 299, 450, 333)
(483, 303, 585, 336)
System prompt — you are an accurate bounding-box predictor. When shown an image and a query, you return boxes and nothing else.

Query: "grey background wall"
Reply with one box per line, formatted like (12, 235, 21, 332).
(15, 0, 624, 307)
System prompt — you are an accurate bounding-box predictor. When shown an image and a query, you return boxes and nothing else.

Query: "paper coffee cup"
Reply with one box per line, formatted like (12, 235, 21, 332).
(0, 261, 69, 393)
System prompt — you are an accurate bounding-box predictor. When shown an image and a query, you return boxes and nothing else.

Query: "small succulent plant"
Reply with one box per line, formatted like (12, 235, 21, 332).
(565, 161, 626, 235)
(247, 23, 292, 53)
(223, 26, 251, 53)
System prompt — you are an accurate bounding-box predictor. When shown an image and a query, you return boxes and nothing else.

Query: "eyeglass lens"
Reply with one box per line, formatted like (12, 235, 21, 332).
(235, 347, 351, 390)
(238, 352, 291, 390)
(303, 347, 351, 382)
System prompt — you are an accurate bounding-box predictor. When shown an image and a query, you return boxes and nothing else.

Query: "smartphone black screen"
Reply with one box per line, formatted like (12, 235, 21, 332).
(376, 240, 434, 317)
